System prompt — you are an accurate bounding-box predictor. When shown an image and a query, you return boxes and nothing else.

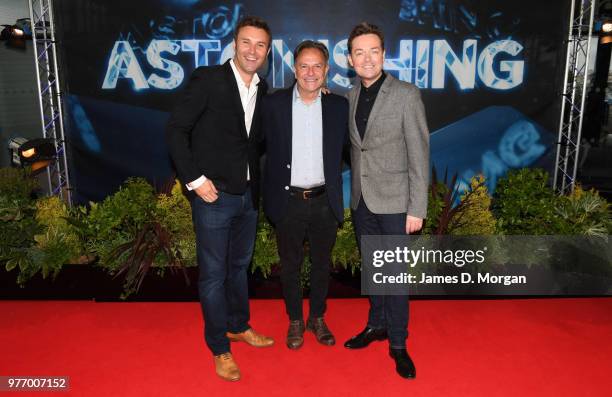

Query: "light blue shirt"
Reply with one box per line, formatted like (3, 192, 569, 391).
(291, 85, 325, 189)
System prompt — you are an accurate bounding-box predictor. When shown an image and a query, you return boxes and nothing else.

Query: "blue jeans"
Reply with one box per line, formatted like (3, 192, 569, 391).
(191, 188, 257, 355)
(352, 197, 410, 349)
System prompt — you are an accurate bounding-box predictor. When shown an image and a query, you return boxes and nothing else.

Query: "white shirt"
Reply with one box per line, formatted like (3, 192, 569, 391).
(290, 85, 325, 188)
(186, 59, 260, 190)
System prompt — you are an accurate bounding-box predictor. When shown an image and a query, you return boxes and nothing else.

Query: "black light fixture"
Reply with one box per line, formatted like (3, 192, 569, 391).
(8, 137, 56, 172)
(0, 18, 32, 49)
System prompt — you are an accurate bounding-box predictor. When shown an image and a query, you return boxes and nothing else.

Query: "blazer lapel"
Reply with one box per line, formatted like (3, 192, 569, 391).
(283, 88, 293, 162)
(321, 93, 331, 168)
(250, 78, 266, 141)
(223, 61, 248, 139)
(348, 84, 361, 146)
(363, 74, 394, 146)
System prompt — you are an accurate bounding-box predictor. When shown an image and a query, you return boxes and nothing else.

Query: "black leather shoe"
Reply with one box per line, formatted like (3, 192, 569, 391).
(343, 326, 387, 349)
(389, 348, 416, 379)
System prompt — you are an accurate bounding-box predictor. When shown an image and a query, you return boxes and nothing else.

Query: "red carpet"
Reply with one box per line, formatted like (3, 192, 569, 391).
(1, 298, 611, 396)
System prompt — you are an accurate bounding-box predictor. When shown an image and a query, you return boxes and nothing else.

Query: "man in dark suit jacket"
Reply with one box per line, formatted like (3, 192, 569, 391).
(343, 23, 429, 380)
(262, 40, 348, 350)
(166, 16, 274, 382)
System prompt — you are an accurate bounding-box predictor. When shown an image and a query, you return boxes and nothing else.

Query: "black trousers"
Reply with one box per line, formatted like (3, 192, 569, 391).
(276, 191, 339, 321)
(352, 196, 410, 349)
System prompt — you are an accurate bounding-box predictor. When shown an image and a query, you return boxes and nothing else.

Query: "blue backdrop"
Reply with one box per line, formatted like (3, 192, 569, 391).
(53, 0, 569, 204)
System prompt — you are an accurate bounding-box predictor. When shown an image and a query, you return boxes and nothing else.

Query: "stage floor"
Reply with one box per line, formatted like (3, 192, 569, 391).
(1, 298, 610, 396)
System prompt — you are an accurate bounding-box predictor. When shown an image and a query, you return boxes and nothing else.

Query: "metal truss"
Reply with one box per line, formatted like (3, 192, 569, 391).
(28, 0, 72, 205)
(554, 0, 596, 195)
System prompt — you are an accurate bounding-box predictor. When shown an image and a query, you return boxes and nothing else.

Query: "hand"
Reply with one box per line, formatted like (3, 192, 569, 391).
(321, 86, 331, 95)
(194, 179, 218, 202)
(406, 215, 423, 234)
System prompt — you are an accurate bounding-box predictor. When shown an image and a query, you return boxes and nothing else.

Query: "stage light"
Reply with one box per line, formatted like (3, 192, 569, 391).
(8, 137, 56, 172)
(603, 22, 612, 33)
(21, 147, 36, 158)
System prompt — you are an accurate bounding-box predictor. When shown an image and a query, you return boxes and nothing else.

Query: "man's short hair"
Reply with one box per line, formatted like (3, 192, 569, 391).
(293, 40, 329, 62)
(347, 22, 385, 54)
(234, 16, 271, 45)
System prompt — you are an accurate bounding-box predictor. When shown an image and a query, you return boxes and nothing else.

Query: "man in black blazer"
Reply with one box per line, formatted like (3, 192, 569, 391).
(166, 16, 274, 382)
(262, 40, 348, 350)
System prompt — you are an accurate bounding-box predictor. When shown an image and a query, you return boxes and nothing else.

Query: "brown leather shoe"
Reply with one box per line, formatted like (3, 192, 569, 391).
(306, 317, 335, 346)
(226, 328, 275, 347)
(213, 352, 240, 382)
(286, 320, 305, 350)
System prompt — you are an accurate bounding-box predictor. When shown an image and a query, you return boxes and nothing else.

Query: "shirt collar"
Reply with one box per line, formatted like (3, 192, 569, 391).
(293, 84, 322, 104)
(361, 71, 386, 94)
(230, 58, 260, 89)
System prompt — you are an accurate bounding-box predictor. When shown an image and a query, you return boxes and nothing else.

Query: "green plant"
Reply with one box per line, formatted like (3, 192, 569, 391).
(252, 212, 279, 277)
(79, 177, 157, 270)
(0, 168, 42, 284)
(493, 168, 558, 235)
(449, 175, 497, 235)
(33, 196, 83, 276)
(111, 221, 187, 299)
(0, 167, 38, 202)
(2, 194, 83, 284)
(331, 209, 360, 273)
(156, 181, 196, 266)
(424, 167, 483, 235)
(553, 186, 611, 237)
(1, 196, 41, 283)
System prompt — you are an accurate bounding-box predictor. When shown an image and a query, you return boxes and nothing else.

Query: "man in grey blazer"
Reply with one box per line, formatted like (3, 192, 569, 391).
(342, 22, 429, 380)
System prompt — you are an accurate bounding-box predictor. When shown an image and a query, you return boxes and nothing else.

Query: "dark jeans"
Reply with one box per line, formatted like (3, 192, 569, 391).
(276, 192, 338, 321)
(191, 188, 257, 355)
(352, 196, 409, 349)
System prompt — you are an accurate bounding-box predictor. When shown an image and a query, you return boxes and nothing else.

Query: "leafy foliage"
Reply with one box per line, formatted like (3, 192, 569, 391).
(111, 221, 187, 299)
(424, 167, 483, 235)
(156, 181, 196, 266)
(0, 167, 38, 202)
(331, 209, 360, 273)
(0, 195, 41, 283)
(252, 213, 279, 277)
(553, 186, 611, 237)
(493, 168, 558, 235)
(79, 178, 157, 271)
(448, 175, 497, 236)
(2, 164, 610, 298)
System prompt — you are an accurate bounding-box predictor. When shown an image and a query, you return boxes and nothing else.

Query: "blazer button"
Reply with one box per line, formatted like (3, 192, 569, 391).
(361, 148, 367, 152)
(362, 174, 368, 178)
(285, 186, 289, 190)
(286, 164, 291, 169)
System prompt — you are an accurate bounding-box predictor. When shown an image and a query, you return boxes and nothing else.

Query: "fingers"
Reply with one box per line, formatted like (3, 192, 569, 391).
(405, 217, 423, 234)
(195, 182, 218, 203)
(208, 180, 218, 194)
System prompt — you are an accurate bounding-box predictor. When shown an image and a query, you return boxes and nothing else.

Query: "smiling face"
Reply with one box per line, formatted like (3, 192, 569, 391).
(294, 47, 329, 97)
(232, 25, 270, 76)
(347, 33, 385, 87)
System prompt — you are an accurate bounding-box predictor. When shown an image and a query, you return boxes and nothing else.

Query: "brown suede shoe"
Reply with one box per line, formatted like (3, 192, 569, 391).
(213, 352, 240, 382)
(286, 320, 305, 350)
(227, 328, 275, 347)
(306, 317, 335, 346)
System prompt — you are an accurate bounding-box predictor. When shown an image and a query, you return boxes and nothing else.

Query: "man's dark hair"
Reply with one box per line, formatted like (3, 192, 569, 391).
(234, 16, 271, 45)
(347, 22, 385, 54)
(293, 40, 329, 62)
